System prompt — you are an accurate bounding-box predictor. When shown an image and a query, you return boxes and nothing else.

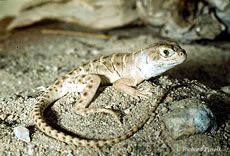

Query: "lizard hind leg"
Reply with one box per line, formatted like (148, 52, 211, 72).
(75, 74, 121, 124)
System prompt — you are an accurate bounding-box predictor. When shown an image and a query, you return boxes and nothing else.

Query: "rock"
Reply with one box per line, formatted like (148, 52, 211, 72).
(7, 0, 137, 30)
(14, 126, 31, 143)
(204, 0, 230, 33)
(220, 86, 230, 95)
(164, 99, 217, 140)
(216, 6, 230, 33)
(136, 0, 170, 27)
(204, 0, 229, 11)
(136, 0, 225, 41)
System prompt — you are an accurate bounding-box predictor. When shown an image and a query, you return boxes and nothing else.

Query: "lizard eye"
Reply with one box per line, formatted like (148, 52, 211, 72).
(163, 50, 169, 56)
(160, 48, 174, 58)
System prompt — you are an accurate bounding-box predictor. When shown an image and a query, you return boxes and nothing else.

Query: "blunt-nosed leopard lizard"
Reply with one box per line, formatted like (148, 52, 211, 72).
(32, 40, 187, 147)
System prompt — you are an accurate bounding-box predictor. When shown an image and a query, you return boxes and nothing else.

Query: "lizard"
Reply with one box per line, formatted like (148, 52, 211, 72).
(32, 40, 187, 147)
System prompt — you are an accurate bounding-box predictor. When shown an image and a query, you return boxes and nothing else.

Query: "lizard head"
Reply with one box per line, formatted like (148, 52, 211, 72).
(137, 40, 187, 78)
(146, 40, 187, 66)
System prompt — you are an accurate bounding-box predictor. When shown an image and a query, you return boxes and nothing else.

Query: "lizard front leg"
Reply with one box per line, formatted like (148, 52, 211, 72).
(113, 78, 152, 100)
(75, 74, 120, 123)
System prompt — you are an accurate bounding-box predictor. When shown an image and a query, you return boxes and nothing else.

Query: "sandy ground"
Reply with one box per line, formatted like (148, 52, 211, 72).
(0, 24, 229, 155)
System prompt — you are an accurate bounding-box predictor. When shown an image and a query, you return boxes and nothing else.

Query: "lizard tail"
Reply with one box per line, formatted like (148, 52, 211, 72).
(32, 84, 180, 147)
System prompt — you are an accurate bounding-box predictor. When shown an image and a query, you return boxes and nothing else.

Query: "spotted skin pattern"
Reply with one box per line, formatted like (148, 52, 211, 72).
(32, 41, 187, 147)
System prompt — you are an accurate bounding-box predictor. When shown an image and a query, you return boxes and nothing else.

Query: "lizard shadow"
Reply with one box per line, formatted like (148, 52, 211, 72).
(204, 94, 230, 128)
(43, 103, 88, 139)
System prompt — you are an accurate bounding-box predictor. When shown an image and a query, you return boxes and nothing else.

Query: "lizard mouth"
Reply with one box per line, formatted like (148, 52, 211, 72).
(169, 53, 187, 63)
(166, 58, 186, 66)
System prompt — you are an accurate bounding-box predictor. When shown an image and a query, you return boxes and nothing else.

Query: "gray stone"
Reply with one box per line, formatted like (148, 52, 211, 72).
(164, 99, 217, 140)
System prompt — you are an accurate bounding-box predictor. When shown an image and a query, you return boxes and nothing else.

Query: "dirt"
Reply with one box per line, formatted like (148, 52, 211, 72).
(0, 24, 229, 155)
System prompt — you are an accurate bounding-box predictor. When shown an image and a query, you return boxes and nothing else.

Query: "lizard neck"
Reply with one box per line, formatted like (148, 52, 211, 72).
(135, 51, 172, 79)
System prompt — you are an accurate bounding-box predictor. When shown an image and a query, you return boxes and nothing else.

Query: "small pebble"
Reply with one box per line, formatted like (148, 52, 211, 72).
(91, 49, 99, 55)
(37, 86, 46, 92)
(124, 109, 130, 114)
(78, 50, 88, 57)
(65, 48, 75, 54)
(67, 152, 74, 156)
(14, 126, 31, 143)
(27, 144, 34, 155)
(52, 66, 58, 72)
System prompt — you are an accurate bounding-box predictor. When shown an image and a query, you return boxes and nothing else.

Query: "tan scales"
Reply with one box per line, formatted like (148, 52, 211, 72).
(32, 41, 187, 147)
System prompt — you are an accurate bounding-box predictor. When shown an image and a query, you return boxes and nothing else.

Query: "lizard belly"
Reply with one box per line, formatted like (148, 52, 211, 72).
(121, 68, 145, 85)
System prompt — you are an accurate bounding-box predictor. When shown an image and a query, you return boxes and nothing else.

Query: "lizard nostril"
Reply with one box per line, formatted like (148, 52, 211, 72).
(179, 52, 183, 56)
